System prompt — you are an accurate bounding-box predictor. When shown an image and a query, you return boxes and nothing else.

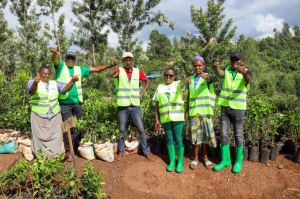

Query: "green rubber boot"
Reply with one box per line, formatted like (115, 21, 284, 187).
(176, 146, 184, 173)
(233, 145, 243, 173)
(214, 144, 231, 171)
(167, 145, 176, 172)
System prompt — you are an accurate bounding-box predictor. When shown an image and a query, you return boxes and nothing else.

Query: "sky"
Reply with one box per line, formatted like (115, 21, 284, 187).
(2, 0, 300, 52)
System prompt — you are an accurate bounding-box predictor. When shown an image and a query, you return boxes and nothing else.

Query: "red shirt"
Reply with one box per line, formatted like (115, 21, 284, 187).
(114, 67, 147, 81)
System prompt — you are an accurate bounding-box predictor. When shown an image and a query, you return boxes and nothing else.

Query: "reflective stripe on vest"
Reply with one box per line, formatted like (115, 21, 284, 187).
(114, 67, 140, 106)
(157, 81, 184, 123)
(188, 75, 216, 116)
(217, 68, 250, 110)
(31, 80, 60, 114)
(56, 63, 82, 102)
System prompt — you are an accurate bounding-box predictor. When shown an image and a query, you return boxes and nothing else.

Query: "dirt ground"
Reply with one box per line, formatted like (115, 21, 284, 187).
(1, 152, 300, 199)
(66, 152, 300, 199)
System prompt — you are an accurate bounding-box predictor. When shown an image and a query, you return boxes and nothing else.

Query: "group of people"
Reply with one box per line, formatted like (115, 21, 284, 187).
(28, 48, 251, 174)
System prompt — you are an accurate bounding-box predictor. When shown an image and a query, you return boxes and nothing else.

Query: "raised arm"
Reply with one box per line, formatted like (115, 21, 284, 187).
(62, 74, 79, 93)
(89, 59, 117, 73)
(180, 75, 191, 87)
(50, 48, 61, 68)
(140, 77, 151, 99)
(213, 58, 224, 77)
(29, 73, 40, 95)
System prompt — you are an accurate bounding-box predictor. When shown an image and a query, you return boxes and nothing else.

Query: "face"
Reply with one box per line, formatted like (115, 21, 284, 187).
(65, 56, 76, 67)
(122, 57, 133, 69)
(40, 68, 51, 82)
(230, 57, 242, 69)
(193, 60, 205, 75)
(164, 69, 176, 85)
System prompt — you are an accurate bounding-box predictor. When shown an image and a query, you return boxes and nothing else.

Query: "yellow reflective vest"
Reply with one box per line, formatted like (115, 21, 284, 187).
(114, 67, 140, 106)
(156, 81, 184, 123)
(188, 75, 216, 116)
(218, 68, 250, 110)
(56, 63, 82, 102)
(31, 80, 60, 114)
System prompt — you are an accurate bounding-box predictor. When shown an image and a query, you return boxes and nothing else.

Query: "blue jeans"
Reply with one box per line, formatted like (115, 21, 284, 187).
(117, 106, 149, 155)
(221, 106, 245, 147)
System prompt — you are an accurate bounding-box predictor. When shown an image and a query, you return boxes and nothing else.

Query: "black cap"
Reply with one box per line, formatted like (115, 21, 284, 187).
(65, 51, 76, 60)
(230, 51, 242, 60)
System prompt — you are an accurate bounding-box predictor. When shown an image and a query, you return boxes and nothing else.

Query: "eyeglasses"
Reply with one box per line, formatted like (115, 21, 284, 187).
(164, 74, 174, 78)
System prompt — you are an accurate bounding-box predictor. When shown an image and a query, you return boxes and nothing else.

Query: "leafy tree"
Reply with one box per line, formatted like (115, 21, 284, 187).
(110, 0, 176, 51)
(9, 0, 43, 76)
(37, 0, 65, 60)
(71, 0, 113, 66)
(175, 0, 237, 77)
(293, 25, 300, 36)
(0, 11, 15, 75)
(281, 22, 291, 37)
(148, 29, 173, 60)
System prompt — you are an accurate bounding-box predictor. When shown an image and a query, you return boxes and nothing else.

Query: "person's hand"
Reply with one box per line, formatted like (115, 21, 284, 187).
(155, 119, 161, 132)
(110, 59, 117, 67)
(50, 48, 61, 55)
(200, 73, 210, 80)
(237, 63, 246, 74)
(71, 74, 79, 83)
(212, 58, 219, 69)
(139, 92, 144, 99)
(34, 73, 40, 84)
(109, 70, 117, 77)
(184, 75, 191, 85)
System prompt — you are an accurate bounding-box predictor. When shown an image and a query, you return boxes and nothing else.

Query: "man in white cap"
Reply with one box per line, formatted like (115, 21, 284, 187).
(109, 52, 151, 161)
(50, 48, 117, 161)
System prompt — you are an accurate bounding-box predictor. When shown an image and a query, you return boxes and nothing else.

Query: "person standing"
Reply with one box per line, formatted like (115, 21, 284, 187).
(50, 48, 117, 161)
(28, 66, 79, 159)
(109, 52, 151, 161)
(153, 67, 190, 173)
(186, 56, 217, 170)
(213, 52, 252, 173)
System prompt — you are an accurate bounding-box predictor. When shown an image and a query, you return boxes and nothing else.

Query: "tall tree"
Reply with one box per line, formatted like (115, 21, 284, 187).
(37, 0, 65, 60)
(0, 10, 15, 74)
(293, 25, 300, 36)
(9, 0, 42, 76)
(71, 0, 112, 66)
(175, 0, 237, 76)
(281, 22, 291, 37)
(110, 0, 176, 51)
(148, 29, 172, 60)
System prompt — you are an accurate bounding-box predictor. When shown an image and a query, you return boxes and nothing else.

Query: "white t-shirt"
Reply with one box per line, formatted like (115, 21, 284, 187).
(152, 81, 185, 101)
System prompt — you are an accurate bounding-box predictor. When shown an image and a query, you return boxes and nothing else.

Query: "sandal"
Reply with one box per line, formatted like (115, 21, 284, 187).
(189, 160, 198, 170)
(204, 160, 213, 169)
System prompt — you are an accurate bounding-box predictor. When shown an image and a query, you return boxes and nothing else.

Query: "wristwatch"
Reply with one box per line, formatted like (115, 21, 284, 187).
(243, 70, 248, 76)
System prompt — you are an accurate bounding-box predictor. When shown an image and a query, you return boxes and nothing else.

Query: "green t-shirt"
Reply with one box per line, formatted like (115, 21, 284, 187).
(55, 61, 90, 104)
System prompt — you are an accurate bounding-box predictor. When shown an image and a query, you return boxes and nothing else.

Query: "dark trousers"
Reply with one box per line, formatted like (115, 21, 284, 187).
(60, 103, 82, 153)
(221, 106, 245, 148)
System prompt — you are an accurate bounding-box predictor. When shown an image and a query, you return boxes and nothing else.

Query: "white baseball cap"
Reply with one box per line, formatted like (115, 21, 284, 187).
(122, 52, 134, 59)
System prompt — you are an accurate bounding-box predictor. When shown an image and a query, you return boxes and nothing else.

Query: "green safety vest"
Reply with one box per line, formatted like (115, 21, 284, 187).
(188, 75, 216, 116)
(156, 81, 184, 123)
(218, 68, 250, 110)
(114, 67, 140, 106)
(31, 80, 60, 114)
(56, 63, 82, 102)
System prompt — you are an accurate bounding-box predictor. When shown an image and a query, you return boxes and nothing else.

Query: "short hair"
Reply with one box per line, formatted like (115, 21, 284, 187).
(164, 67, 176, 76)
(39, 65, 50, 73)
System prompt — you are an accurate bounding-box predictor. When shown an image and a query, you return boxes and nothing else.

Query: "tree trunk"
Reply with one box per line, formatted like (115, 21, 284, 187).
(52, 8, 62, 60)
(89, 1, 96, 66)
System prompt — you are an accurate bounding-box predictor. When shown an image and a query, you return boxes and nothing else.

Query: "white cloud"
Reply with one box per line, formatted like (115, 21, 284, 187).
(252, 14, 284, 33)
(255, 33, 274, 40)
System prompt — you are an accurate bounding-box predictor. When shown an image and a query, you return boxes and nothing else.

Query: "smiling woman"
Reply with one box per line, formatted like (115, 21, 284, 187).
(27, 65, 79, 159)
